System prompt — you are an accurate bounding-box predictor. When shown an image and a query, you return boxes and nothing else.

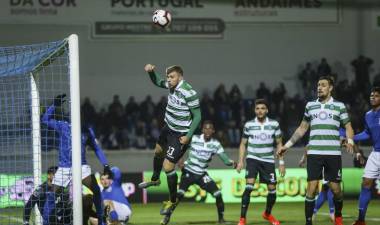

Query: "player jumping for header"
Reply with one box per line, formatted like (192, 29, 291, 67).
(138, 64, 202, 215)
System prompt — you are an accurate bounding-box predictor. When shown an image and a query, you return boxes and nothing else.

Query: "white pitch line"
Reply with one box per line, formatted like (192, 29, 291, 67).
(0, 214, 24, 224)
(317, 212, 380, 221)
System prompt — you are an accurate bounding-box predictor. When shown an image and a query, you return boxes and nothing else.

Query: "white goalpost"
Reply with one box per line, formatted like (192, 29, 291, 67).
(68, 34, 83, 225)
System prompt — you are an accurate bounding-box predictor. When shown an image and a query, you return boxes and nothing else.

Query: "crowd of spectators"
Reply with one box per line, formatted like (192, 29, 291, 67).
(80, 55, 376, 150)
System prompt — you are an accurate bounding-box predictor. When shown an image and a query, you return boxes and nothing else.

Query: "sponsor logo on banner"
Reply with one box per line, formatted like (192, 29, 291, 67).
(143, 168, 364, 203)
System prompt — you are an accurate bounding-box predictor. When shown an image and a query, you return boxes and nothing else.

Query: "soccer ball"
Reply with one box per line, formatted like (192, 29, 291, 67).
(152, 9, 172, 28)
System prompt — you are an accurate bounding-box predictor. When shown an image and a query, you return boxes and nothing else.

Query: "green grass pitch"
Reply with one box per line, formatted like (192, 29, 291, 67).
(1, 200, 379, 224)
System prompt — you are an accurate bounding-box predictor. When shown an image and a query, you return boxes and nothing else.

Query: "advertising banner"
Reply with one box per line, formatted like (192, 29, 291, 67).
(0, 172, 144, 208)
(143, 168, 364, 203)
(1, 1, 340, 37)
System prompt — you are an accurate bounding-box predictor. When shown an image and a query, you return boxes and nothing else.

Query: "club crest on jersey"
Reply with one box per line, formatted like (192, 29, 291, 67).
(312, 111, 332, 120)
(168, 95, 181, 105)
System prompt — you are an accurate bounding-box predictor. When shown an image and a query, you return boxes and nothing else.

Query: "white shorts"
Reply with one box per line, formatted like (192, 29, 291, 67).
(363, 152, 380, 179)
(52, 165, 92, 187)
(112, 201, 132, 222)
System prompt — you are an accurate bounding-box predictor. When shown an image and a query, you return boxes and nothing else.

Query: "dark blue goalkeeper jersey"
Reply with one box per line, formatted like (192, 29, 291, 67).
(353, 109, 380, 152)
(42, 105, 108, 167)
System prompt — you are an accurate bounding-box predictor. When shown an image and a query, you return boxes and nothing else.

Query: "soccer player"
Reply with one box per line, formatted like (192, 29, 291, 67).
(277, 76, 355, 225)
(138, 64, 202, 215)
(299, 149, 335, 222)
(160, 120, 236, 225)
(42, 94, 111, 225)
(23, 166, 57, 225)
(100, 167, 132, 225)
(236, 99, 285, 225)
(351, 87, 380, 225)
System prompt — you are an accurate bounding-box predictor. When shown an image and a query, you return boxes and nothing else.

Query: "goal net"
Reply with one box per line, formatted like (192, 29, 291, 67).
(0, 35, 82, 225)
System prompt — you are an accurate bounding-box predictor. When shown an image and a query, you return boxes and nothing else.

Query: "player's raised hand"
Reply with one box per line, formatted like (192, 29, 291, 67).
(144, 64, 155, 72)
(276, 146, 288, 157)
(236, 161, 244, 173)
(53, 94, 66, 107)
(179, 136, 190, 145)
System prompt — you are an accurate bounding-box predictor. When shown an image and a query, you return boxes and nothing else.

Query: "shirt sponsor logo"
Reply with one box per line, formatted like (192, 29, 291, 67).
(251, 133, 272, 141)
(311, 111, 332, 120)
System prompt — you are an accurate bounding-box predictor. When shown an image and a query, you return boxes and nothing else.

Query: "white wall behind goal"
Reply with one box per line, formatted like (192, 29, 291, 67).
(0, 6, 379, 106)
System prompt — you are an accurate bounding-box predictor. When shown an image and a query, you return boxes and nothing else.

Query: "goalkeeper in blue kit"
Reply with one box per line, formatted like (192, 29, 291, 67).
(42, 94, 112, 225)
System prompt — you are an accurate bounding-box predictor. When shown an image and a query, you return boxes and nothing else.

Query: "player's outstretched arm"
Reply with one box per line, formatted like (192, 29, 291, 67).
(87, 127, 109, 166)
(144, 64, 167, 88)
(111, 167, 122, 186)
(41, 94, 67, 129)
(277, 120, 309, 157)
(217, 152, 236, 168)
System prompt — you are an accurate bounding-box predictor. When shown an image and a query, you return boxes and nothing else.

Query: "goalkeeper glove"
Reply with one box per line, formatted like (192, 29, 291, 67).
(53, 94, 66, 107)
(103, 164, 113, 179)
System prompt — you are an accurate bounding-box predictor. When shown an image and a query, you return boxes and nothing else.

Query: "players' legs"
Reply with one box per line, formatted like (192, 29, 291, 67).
(265, 184, 277, 215)
(356, 178, 374, 222)
(259, 161, 277, 217)
(355, 152, 380, 223)
(305, 180, 319, 225)
(152, 144, 165, 181)
(327, 188, 335, 220)
(177, 170, 196, 202)
(240, 178, 255, 219)
(152, 125, 170, 182)
(83, 174, 103, 225)
(240, 158, 258, 222)
(306, 154, 324, 225)
(198, 173, 225, 222)
(325, 155, 343, 221)
(104, 200, 131, 224)
(163, 159, 178, 203)
(82, 194, 96, 225)
(163, 131, 186, 205)
(329, 182, 343, 218)
(313, 183, 328, 215)
(49, 167, 72, 225)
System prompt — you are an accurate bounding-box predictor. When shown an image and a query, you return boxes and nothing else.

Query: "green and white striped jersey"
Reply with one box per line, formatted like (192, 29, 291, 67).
(164, 80, 200, 133)
(184, 134, 224, 175)
(243, 117, 281, 163)
(303, 97, 350, 155)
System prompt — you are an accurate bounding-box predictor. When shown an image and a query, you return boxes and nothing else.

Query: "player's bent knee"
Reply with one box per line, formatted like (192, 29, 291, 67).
(154, 144, 164, 156)
(268, 184, 276, 191)
(213, 190, 222, 198)
(163, 160, 175, 172)
(178, 189, 185, 196)
(244, 183, 254, 192)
